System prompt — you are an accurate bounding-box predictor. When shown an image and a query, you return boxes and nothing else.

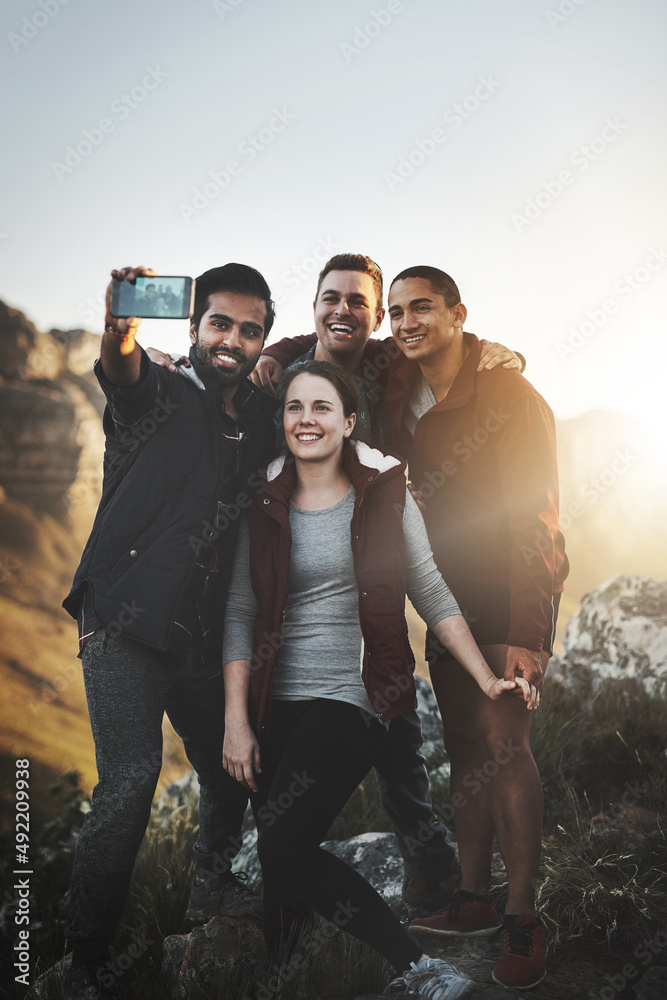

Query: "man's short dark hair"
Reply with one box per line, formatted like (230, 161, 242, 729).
(390, 266, 461, 308)
(192, 263, 275, 339)
(315, 253, 384, 313)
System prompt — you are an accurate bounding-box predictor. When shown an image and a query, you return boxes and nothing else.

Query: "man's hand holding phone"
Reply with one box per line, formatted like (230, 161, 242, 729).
(102, 265, 156, 385)
(106, 265, 155, 354)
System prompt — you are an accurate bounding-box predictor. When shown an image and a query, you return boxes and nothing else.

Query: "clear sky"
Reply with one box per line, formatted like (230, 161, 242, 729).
(2, 0, 666, 440)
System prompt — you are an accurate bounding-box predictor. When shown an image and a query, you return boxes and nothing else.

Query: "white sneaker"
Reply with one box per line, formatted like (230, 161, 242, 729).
(401, 958, 473, 1000)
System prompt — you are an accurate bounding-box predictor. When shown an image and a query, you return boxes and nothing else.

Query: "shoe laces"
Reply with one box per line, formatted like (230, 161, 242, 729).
(444, 890, 462, 922)
(503, 917, 538, 958)
(404, 958, 471, 1000)
(226, 871, 254, 895)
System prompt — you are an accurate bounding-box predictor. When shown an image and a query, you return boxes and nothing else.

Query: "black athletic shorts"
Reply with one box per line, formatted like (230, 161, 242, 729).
(425, 580, 561, 665)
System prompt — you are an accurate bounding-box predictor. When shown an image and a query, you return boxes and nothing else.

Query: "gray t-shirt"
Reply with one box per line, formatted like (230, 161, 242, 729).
(222, 486, 460, 715)
(404, 373, 436, 437)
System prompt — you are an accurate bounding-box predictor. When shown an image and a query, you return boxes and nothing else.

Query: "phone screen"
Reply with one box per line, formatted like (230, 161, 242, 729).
(111, 276, 194, 319)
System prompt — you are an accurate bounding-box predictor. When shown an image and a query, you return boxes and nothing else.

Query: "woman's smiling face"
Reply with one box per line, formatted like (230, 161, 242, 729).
(283, 372, 356, 463)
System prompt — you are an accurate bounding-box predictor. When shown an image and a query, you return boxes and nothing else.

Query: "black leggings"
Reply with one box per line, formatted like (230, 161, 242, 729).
(252, 699, 423, 976)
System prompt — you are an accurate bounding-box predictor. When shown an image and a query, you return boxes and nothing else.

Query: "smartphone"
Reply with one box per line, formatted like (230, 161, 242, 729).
(111, 276, 195, 319)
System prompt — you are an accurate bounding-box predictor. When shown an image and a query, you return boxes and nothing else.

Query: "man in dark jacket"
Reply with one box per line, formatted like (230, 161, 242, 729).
(61, 263, 278, 1000)
(385, 266, 568, 993)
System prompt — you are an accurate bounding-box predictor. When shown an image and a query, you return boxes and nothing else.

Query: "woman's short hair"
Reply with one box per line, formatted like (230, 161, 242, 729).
(280, 360, 359, 418)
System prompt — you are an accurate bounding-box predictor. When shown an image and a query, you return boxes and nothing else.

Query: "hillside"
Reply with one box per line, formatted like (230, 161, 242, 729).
(0, 304, 186, 825)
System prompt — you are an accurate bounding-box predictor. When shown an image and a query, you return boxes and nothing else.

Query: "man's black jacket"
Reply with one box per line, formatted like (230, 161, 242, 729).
(63, 347, 278, 664)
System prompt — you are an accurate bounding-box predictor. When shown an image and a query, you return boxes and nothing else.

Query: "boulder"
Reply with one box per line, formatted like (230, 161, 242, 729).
(633, 965, 667, 999)
(414, 674, 444, 745)
(162, 916, 267, 1000)
(320, 831, 404, 899)
(414, 674, 449, 778)
(549, 574, 667, 692)
(228, 830, 403, 899)
(0, 381, 80, 511)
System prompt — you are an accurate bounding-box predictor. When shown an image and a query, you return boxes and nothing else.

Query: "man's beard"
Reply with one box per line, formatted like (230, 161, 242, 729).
(193, 340, 257, 385)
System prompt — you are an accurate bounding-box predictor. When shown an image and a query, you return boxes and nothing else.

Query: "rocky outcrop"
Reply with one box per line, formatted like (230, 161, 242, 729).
(162, 917, 267, 1000)
(0, 301, 103, 518)
(550, 574, 667, 692)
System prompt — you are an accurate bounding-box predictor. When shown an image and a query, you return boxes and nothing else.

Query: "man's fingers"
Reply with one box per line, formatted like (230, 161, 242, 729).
(146, 347, 181, 371)
(259, 370, 278, 394)
(260, 366, 280, 394)
(251, 358, 282, 395)
(106, 266, 154, 332)
(244, 764, 258, 794)
(503, 662, 516, 684)
(111, 265, 155, 285)
(477, 342, 521, 372)
(223, 755, 256, 790)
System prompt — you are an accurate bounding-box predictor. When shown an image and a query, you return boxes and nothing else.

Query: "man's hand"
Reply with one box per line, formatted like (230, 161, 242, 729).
(146, 346, 190, 372)
(504, 645, 546, 709)
(407, 481, 426, 511)
(106, 265, 155, 352)
(102, 265, 156, 385)
(478, 339, 523, 372)
(249, 356, 283, 395)
(222, 721, 262, 793)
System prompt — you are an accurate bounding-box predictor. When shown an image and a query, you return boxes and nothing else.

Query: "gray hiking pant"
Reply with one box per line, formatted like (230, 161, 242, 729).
(67, 628, 248, 952)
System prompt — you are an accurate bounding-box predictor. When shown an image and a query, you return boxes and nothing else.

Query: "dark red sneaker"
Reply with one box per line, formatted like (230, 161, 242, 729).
(409, 888, 499, 938)
(492, 914, 546, 990)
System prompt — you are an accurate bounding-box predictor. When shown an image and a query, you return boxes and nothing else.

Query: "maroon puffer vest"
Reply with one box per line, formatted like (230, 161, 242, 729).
(246, 441, 416, 734)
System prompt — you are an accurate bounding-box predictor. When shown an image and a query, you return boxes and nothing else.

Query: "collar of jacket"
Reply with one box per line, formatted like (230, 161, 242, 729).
(394, 331, 482, 412)
(259, 439, 406, 509)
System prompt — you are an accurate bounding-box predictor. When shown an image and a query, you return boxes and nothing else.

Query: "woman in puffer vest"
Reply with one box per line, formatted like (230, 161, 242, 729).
(221, 360, 533, 999)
